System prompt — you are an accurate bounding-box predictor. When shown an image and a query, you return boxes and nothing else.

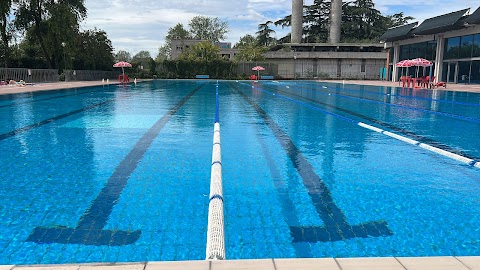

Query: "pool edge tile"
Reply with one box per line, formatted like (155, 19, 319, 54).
(396, 256, 470, 270)
(274, 258, 340, 270)
(211, 259, 275, 270)
(455, 256, 480, 270)
(145, 260, 209, 270)
(336, 257, 406, 270)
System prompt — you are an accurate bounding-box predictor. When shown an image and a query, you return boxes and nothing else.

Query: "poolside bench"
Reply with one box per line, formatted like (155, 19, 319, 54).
(196, 75, 210, 79)
(261, 75, 274, 80)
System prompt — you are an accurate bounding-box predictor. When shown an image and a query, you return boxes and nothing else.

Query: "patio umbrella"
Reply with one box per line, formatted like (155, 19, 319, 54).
(395, 59, 414, 78)
(252, 65, 265, 79)
(113, 61, 132, 78)
(410, 58, 433, 78)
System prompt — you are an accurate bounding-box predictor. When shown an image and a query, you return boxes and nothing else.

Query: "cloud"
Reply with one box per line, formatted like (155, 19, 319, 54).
(82, 0, 479, 57)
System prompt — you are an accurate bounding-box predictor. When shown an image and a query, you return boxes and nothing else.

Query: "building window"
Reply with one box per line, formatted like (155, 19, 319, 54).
(473, 34, 480, 57)
(361, 59, 366, 72)
(444, 37, 460, 59)
(459, 35, 473, 59)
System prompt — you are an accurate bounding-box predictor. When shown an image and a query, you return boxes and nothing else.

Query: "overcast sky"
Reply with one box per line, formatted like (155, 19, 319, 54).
(81, 0, 480, 58)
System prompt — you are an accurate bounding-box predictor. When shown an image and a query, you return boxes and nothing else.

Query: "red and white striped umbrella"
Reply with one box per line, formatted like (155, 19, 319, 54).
(252, 66, 265, 79)
(395, 59, 414, 67)
(113, 61, 132, 77)
(410, 58, 433, 67)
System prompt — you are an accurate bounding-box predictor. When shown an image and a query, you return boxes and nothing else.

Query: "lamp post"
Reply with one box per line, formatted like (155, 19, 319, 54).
(61, 42, 67, 81)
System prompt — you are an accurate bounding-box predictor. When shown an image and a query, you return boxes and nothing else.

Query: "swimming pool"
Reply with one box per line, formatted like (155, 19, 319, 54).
(0, 80, 479, 264)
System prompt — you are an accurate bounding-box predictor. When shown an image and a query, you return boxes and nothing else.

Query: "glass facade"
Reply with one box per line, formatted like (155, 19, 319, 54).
(443, 33, 480, 83)
(399, 41, 437, 61)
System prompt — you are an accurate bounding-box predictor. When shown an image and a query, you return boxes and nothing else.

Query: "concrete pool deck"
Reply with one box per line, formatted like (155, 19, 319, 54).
(1, 79, 479, 268)
(2, 257, 480, 270)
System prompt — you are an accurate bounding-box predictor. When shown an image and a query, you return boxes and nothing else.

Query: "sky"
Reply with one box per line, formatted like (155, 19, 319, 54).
(81, 0, 480, 58)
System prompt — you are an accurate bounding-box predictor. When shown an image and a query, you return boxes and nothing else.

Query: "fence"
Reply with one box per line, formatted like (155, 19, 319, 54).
(64, 70, 119, 81)
(0, 68, 59, 83)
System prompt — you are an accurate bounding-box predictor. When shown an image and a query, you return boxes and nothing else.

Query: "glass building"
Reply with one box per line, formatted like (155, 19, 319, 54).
(381, 7, 480, 84)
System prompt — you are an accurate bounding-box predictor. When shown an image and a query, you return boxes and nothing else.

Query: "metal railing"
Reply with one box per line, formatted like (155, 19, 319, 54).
(0, 68, 59, 83)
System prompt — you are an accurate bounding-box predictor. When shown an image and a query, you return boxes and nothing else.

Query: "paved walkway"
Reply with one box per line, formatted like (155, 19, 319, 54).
(2, 257, 480, 270)
(0, 81, 124, 95)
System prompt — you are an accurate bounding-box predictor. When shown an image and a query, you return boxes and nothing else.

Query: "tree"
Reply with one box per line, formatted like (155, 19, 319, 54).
(180, 41, 220, 61)
(14, 0, 87, 68)
(166, 23, 191, 42)
(234, 34, 257, 49)
(132, 50, 153, 70)
(304, 0, 330, 43)
(115, 50, 132, 62)
(256, 21, 276, 47)
(189, 16, 228, 42)
(155, 44, 170, 62)
(0, 0, 13, 68)
(234, 45, 266, 62)
(386, 12, 415, 28)
(72, 29, 114, 70)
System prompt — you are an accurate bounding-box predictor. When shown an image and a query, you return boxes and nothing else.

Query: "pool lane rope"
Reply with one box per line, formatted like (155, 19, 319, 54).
(206, 82, 226, 260)
(245, 82, 480, 169)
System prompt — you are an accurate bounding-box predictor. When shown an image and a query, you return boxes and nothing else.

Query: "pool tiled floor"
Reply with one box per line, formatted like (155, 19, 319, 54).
(4, 257, 480, 270)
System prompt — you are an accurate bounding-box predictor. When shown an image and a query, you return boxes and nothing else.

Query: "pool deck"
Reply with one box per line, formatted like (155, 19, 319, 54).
(1, 79, 479, 269)
(2, 257, 480, 270)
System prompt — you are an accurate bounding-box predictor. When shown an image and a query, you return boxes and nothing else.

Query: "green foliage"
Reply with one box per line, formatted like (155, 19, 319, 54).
(131, 50, 154, 71)
(159, 59, 236, 79)
(115, 50, 132, 62)
(14, 0, 88, 68)
(274, 0, 414, 44)
(234, 34, 257, 49)
(166, 23, 191, 42)
(155, 43, 170, 62)
(72, 29, 114, 71)
(0, 0, 13, 67)
(188, 16, 228, 42)
(179, 41, 221, 61)
(235, 45, 266, 62)
(256, 21, 276, 47)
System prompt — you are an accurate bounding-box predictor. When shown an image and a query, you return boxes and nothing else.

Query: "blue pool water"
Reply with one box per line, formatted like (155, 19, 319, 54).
(0, 80, 479, 264)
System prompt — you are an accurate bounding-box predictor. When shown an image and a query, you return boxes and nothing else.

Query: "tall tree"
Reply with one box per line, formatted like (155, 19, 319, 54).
(180, 41, 220, 61)
(189, 16, 228, 42)
(386, 12, 415, 28)
(14, 0, 87, 68)
(155, 44, 170, 62)
(115, 50, 132, 62)
(234, 34, 257, 49)
(72, 29, 114, 70)
(256, 21, 276, 47)
(304, 0, 330, 43)
(0, 0, 13, 68)
(132, 50, 153, 70)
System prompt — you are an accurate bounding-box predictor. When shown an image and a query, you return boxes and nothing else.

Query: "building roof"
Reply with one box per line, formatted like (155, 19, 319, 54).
(465, 6, 480, 24)
(412, 9, 469, 35)
(379, 22, 418, 42)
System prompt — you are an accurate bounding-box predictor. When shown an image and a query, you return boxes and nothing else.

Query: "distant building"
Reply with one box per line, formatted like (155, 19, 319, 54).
(380, 7, 480, 84)
(264, 43, 387, 79)
(170, 39, 239, 61)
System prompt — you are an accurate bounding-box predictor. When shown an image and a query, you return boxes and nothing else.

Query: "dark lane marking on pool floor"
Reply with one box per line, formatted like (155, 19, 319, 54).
(26, 83, 205, 246)
(0, 88, 103, 109)
(0, 100, 114, 141)
(231, 83, 393, 243)
(290, 82, 480, 124)
(271, 86, 480, 162)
